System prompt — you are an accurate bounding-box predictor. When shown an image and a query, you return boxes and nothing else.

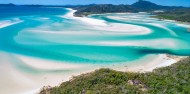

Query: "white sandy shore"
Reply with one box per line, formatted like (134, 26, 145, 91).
(176, 23, 190, 28)
(1, 8, 189, 94)
(60, 8, 152, 35)
(92, 23, 151, 34)
(0, 51, 97, 94)
(0, 51, 186, 94)
(0, 19, 23, 29)
(148, 23, 177, 36)
(93, 38, 190, 50)
(16, 55, 88, 70)
(63, 8, 107, 26)
(123, 54, 186, 72)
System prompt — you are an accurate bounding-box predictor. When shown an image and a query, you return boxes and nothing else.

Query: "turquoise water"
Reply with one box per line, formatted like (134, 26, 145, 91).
(0, 6, 190, 64)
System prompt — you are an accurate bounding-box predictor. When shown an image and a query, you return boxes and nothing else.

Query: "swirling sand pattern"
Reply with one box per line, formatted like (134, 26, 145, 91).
(0, 7, 190, 94)
(0, 8, 190, 64)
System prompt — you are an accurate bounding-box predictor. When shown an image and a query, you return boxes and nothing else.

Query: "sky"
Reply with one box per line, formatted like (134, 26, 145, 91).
(0, 0, 190, 7)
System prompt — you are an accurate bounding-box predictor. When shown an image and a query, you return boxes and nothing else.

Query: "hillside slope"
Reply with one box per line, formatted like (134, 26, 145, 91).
(40, 57, 190, 94)
(74, 4, 138, 16)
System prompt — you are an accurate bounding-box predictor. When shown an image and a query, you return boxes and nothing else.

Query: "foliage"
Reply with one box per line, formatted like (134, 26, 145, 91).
(153, 9, 190, 22)
(40, 57, 190, 94)
(74, 4, 138, 17)
(72, 0, 190, 17)
(131, 0, 162, 11)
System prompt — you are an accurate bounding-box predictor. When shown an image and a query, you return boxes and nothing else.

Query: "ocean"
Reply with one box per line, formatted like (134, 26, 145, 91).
(0, 6, 190, 94)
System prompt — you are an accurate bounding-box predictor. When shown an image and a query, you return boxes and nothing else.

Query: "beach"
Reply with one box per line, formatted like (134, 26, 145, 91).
(0, 19, 23, 29)
(0, 7, 190, 94)
(0, 51, 95, 94)
(0, 51, 186, 94)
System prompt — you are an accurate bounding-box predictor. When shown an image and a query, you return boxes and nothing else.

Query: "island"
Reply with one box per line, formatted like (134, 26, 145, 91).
(69, 0, 190, 22)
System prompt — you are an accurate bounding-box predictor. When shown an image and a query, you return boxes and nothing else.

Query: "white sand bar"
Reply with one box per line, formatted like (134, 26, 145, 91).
(0, 51, 186, 94)
(0, 19, 23, 29)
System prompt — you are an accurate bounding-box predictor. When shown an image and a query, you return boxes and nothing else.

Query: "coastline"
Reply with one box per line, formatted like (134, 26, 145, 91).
(0, 19, 23, 29)
(61, 8, 152, 35)
(124, 54, 187, 72)
(151, 15, 190, 32)
(1, 51, 186, 94)
(72, 7, 190, 32)
(151, 15, 190, 26)
(0, 51, 97, 94)
(0, 8, 189, 94)
(72, 8, 190, 34)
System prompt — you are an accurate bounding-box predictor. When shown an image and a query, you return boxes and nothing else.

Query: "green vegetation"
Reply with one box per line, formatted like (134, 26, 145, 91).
(40, 57, 190, 94)
(74, 4, 138, 17)
(131, 0, 163, 11)
(71, 0, 190, 17)
(153, 9, 190, 22)
(2, 0, 190, 23)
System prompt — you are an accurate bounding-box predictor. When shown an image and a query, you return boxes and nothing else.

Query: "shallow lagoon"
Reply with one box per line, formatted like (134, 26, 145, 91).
(0, 7, 190, 94)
